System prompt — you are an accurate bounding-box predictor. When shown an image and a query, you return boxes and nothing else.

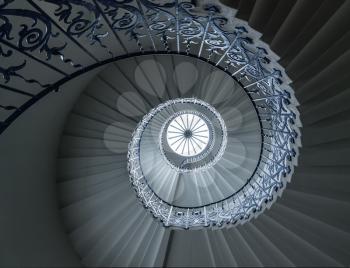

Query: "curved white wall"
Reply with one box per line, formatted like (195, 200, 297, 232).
(0, 68, 104, 267)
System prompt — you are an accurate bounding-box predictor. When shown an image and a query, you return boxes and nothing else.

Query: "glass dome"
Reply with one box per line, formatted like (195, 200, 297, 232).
(166, 113, 210, 157)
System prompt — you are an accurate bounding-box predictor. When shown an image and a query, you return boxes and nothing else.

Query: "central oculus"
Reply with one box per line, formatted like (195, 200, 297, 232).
(157, 99, 227, 172)
(166, 113, 210, 157)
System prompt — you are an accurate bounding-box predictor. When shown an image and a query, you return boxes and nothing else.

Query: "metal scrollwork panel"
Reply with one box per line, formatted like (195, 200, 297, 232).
(0, 1, 65, 86)
(32, 0, 118, 59)
(138, 0, 177, 52)
(95, 0, 160, 53)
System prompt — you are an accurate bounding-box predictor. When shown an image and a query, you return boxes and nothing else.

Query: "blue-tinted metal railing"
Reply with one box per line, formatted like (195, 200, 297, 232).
(0, 0, 301, 229)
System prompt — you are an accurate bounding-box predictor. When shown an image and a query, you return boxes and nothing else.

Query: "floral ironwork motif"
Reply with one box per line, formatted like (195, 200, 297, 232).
(0, 0, 301, 229)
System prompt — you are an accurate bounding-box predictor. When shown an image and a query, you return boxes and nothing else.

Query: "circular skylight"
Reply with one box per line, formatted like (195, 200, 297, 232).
(166, 113, 209, 157)
(156, 99, 227, 174)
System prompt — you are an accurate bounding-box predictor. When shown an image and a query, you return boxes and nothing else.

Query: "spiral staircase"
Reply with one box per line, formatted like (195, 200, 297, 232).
(1, 0, 350, 267)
